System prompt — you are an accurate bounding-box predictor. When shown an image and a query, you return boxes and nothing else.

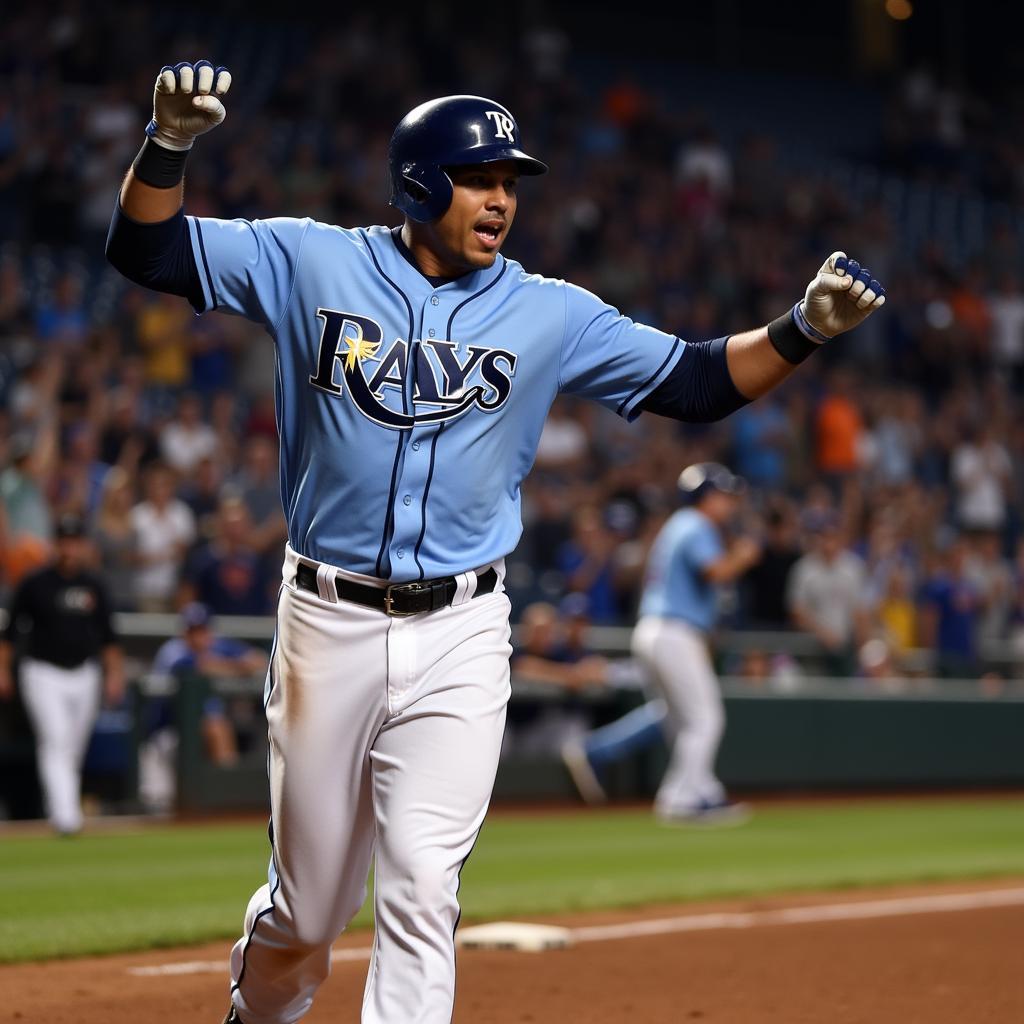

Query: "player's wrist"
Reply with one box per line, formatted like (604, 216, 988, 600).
(132, 133, 192, 189)
(794, 300, 833, 342)
(766, 303, 823, 365)
(146, 122, 195, 152)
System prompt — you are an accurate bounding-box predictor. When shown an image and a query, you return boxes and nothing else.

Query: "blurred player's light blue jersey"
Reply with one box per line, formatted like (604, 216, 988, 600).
(639, 508, 723, 631)
(186, 218, 683, 580)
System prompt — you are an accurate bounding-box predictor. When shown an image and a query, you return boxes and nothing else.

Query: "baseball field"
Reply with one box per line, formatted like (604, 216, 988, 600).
(2, 793, 1023, 1022)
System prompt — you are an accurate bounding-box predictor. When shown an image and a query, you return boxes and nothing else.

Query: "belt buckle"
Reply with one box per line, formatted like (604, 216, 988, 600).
(384, 581, 425, 617)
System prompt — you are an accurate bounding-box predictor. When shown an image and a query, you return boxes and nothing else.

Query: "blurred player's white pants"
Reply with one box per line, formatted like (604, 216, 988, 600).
(231, 547, 510, 1024)
(19, 657, 102, 833)
(631, 617, 726, 814)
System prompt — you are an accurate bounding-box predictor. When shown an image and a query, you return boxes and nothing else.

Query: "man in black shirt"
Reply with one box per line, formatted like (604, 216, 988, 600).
(741, 502, 802, 628)
(0, 513, 124, 834)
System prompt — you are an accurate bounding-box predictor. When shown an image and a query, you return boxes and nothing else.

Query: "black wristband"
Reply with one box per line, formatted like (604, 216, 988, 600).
(132, 137, 191, 189)
(767, 307, 821, 365)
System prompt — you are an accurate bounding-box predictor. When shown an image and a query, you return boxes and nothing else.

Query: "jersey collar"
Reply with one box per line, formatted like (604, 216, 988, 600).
(387, 225, 506, 295)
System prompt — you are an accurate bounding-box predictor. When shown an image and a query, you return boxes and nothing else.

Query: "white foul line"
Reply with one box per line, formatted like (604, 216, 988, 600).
(568, 887, 1024, 943)
(126, 887, 1024, 977)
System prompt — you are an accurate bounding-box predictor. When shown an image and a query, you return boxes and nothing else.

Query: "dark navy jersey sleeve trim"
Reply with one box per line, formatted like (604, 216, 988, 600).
(192, 219, 218, 312)
(616, 336, 682, 418)
(105, 202, 206, 312)
(638, 335, 749, 423)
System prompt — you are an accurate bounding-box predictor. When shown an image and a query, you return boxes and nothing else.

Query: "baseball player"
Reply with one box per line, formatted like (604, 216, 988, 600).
(105, 60, 886, 1024)
(0, 513, 124, 834)
(563, 465, 761, 818)
(632, 463, 760, 823)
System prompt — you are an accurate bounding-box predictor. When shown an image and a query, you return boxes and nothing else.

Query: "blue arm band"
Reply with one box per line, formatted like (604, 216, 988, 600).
(638, 336, 750, 423)
(105, 203, 204, 311)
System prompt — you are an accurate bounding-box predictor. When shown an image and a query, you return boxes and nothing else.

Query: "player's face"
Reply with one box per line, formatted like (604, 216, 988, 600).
(55, 535, 88, 573)
(702, 491, 740, 526)
(425, 162, 519, 274)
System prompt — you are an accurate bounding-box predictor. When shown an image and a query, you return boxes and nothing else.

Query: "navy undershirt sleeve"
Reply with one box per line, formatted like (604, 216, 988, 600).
(105, 203, 205, 311)
(638, 336, 750, 423)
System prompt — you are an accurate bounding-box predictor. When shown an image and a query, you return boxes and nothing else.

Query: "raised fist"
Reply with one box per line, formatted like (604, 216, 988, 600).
(147, 60, 232, 151)
(801, 251, 886, 339)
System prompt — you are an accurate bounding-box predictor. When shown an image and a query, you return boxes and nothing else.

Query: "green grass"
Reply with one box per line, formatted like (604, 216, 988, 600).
(1, 797, 1022, 963)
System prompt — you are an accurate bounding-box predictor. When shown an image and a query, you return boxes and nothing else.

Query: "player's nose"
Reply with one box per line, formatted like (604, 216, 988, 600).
(483, 186, 510, 213)
(484, 195, 507, 214)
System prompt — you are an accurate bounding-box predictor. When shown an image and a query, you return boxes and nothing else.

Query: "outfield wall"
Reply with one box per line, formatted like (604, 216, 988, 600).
(173, 678, 1024, 812)
(2, 661, 1023, 818)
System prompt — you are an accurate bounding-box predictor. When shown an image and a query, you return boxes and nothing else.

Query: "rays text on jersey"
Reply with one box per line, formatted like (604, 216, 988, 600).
(309, 308, 517, 429)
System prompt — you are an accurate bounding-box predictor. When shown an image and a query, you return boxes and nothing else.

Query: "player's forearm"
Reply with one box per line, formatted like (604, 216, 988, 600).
(511, 656, 579, 688)
(724, 326, 800, 400)
(107, 60, 231, 302)
(244, 652, 271, 675)
(199, 655, 254, 678)
(705, 548, 759, 584)
(119, 167, 184, 223)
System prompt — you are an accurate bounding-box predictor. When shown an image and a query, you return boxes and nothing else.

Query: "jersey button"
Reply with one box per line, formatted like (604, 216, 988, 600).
(430, 295, 439, 306)
(397, 548, 405, 559)
(403, 494, 412, 506)
(411, 441, 421, 451)
(428, 328, 435, 337)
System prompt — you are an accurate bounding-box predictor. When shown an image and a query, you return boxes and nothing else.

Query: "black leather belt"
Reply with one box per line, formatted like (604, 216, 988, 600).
(294, 562, 498, 617)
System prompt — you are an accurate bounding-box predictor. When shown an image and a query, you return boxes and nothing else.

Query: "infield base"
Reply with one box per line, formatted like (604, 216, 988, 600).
(456, 922, 573, 952)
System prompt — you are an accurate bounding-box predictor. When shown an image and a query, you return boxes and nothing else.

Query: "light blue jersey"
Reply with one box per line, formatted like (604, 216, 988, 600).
(187, 218, 683, 580)
(638, 508, 723, 631)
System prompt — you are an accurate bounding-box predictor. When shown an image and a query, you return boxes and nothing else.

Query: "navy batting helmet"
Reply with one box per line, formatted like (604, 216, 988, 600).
(388, 95, 548, 223)
(677, 463, 747, 504)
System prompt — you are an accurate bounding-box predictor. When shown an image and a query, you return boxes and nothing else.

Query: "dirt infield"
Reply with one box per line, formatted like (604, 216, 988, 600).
(4, 880, 1022, 1024)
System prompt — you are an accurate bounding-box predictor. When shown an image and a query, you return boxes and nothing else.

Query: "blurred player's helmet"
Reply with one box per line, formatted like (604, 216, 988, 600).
(677, 463, 747, 503)
(388, 95, 547, 222)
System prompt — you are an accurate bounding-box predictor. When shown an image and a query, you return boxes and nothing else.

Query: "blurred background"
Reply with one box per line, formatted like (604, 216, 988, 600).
(2, 0, 1024, 820)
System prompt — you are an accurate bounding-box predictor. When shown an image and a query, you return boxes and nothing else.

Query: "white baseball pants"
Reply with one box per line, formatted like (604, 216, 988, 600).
(631, 616, 726, 814)
(19, 657, 102, 834)
(230, 547, 511, 1024)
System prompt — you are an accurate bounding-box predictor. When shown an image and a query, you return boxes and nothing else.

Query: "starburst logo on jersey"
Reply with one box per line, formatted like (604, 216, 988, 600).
(340, 321, 381, 371)
(309, 308, 517, 429)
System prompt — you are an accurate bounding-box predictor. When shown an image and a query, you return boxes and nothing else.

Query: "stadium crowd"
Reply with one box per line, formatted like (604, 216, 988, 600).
(3, 5, 1024, 683)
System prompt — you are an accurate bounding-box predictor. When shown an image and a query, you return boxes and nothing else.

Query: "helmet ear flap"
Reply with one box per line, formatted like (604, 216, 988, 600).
(391, 161, 454, 223)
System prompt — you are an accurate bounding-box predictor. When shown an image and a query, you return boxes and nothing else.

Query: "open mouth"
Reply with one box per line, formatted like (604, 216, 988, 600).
(473, 220, 505, 248)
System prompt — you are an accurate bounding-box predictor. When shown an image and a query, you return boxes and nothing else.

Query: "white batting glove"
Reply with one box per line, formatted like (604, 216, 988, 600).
(797, 251, 887, 341)
(147, 60, 232, 151)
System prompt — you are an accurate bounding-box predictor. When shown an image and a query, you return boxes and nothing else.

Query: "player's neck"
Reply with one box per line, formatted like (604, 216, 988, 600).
(398, 223, 467, 283)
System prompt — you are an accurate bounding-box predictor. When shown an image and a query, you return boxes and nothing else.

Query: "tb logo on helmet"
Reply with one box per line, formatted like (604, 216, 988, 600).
(485, 110, 516, 143)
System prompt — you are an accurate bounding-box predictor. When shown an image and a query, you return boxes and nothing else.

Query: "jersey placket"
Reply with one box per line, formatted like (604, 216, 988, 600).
(386, 289, 448, 579)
